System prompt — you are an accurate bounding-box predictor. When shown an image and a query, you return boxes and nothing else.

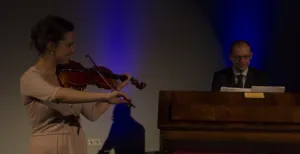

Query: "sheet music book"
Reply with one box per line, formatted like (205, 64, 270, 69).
(220, 86, 285, 93)
(251, 86, 285, 93)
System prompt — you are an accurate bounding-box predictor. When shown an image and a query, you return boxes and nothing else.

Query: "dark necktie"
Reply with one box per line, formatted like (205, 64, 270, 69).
(236, 74, 244, 88)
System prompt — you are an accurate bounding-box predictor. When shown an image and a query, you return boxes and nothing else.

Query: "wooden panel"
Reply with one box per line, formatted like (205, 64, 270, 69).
(158, 91, 300, 131)
(171, 103, 300, 123)
(162, 130, 300, 143)
(160, 131, 300, 154)
(158, 91, 300, 154)
(168, 91, 299, 105)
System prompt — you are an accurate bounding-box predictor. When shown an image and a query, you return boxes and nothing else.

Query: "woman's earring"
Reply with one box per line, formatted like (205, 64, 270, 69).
(48, 49, 55, 55)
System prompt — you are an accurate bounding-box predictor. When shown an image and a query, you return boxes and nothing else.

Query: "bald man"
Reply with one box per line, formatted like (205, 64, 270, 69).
(211, 40, 268, 91)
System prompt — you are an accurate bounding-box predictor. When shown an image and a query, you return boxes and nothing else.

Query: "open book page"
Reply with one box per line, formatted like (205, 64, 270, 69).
(220, 87, 251, 92)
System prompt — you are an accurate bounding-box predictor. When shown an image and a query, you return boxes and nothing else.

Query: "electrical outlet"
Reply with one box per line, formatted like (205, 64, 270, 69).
(87, 138, 102, 146)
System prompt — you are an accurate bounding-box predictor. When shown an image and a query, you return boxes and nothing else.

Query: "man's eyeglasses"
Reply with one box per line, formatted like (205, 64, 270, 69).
(233, 55, 251, 60)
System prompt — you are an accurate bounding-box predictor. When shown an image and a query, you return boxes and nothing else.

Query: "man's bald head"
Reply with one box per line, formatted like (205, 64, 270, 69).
(229, 40, 253, 71)
(230, 40, 251, 54)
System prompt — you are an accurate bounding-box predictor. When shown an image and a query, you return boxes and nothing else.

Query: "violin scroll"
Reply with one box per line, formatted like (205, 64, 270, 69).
(130, 77, 147, 90)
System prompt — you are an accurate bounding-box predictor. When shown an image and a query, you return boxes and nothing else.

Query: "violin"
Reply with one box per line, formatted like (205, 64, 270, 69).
(56, 55, 146, 108)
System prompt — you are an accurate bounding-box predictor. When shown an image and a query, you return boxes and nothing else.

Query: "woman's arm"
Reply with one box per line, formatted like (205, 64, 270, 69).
(80, 102, 111, 121)
(20, 70, 128, 104)
(54, 88, 109, 104)
(80, 73, 131, 121)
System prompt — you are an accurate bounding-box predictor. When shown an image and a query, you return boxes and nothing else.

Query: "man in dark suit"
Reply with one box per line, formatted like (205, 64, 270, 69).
(211, 40, 268, 91)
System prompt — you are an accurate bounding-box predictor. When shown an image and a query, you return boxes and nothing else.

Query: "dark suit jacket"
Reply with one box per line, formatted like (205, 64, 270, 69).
(211, 67, 268, 91)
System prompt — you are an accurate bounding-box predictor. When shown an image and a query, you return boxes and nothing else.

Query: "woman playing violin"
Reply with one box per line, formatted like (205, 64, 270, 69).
(20, 15, 131, 154)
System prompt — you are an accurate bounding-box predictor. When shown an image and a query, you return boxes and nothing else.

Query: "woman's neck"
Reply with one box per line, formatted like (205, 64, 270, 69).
(35, 56, 57, 74)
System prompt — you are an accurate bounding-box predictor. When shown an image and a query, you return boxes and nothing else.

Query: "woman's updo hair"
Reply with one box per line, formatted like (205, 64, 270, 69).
(30, 15, 74, 54)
